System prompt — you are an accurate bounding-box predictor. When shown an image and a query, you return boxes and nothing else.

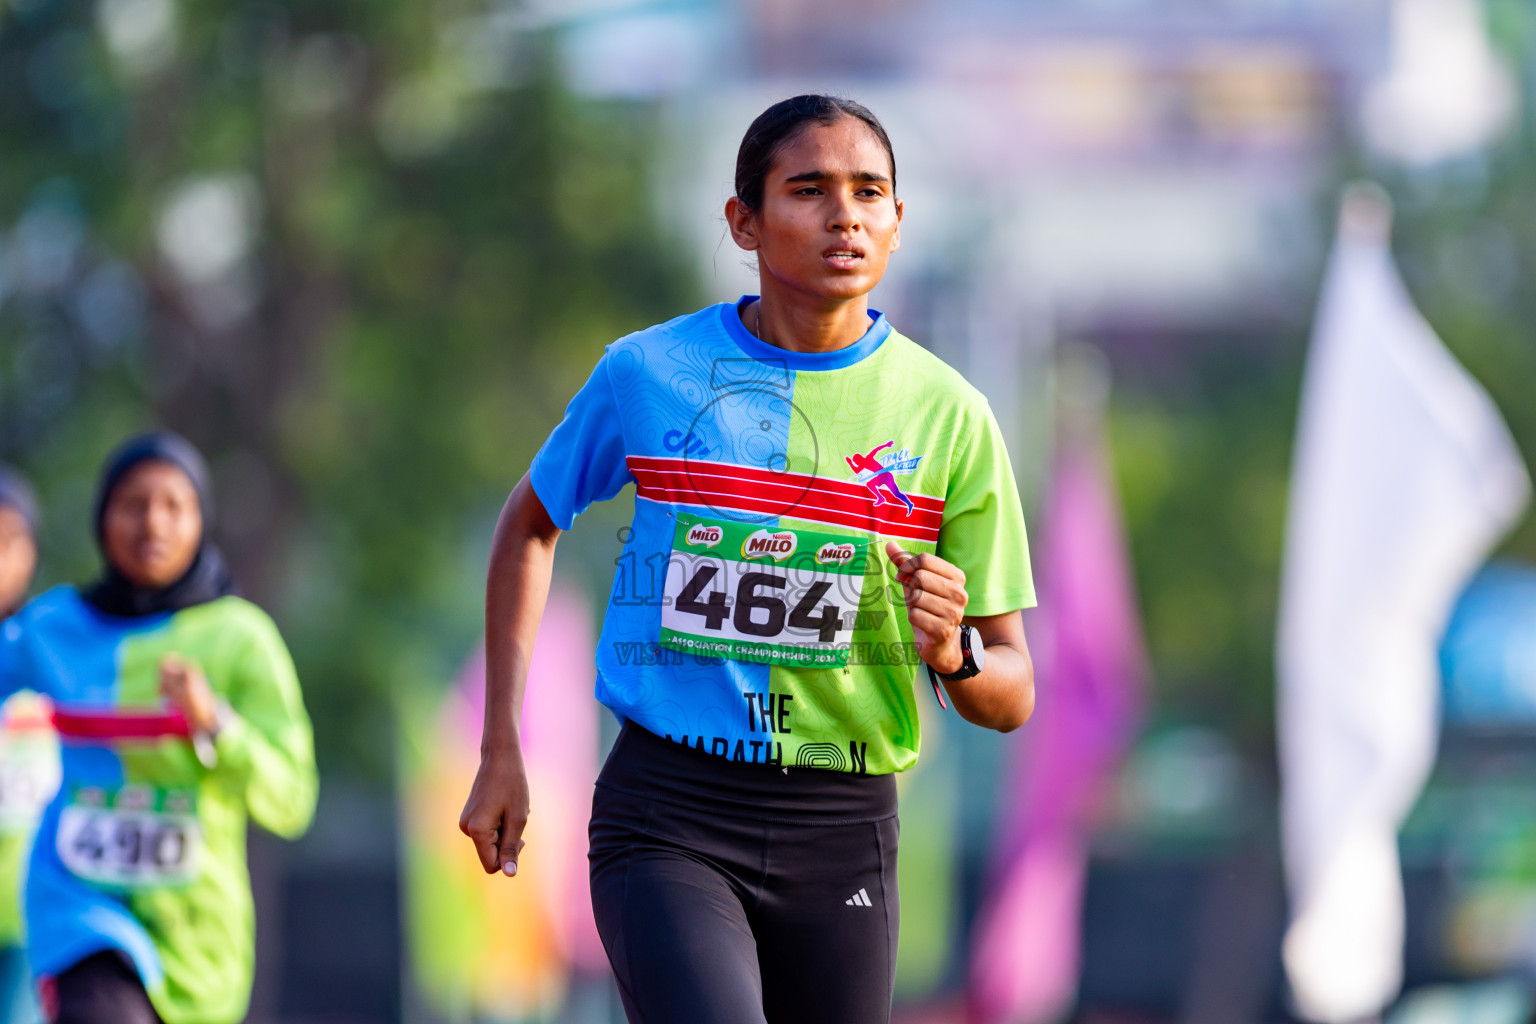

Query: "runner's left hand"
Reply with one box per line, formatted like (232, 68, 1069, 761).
(885, 541, 968, 676)
(159, 654, 219, 734)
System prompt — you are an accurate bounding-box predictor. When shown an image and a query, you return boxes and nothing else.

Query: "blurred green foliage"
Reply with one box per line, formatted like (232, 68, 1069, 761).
(1111, 342, 1299, 748)
(0, 0, 696, 781)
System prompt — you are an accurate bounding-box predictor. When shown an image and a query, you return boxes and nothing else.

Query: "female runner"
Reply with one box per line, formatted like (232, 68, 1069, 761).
(461, 94, 1037, 1024)
(0, 433, 317, 1024)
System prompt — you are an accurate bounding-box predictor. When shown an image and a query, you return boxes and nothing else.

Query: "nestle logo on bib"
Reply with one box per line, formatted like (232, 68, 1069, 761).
(685, 524, 723, 548)
(742, 529, 797, 561)
(815, 542, 856, 566)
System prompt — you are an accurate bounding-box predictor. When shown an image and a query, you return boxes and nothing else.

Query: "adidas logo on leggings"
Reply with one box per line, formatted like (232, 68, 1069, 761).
(845, 888, 873, 907)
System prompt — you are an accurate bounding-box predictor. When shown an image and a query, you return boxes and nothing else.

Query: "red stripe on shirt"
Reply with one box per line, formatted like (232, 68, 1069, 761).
(51, 707, 191, 740)
(630, 457, 944, 512)
(627, 457, 944, 542)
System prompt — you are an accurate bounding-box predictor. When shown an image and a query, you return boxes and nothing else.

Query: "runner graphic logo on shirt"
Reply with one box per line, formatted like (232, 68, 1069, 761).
(845, 441, 923, 517)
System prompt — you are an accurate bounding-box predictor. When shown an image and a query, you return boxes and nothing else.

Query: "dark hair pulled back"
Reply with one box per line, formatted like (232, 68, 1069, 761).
(734, 94, 896, 212)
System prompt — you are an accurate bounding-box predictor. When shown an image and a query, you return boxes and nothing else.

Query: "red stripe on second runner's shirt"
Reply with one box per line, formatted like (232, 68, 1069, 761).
(627, 456, 944, 541)
(52, 707, 192, 740)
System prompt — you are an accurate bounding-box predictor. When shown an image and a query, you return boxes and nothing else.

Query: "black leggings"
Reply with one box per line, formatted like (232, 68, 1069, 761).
(51, 950, 160, 1024)
(589, 723, 899, 1024)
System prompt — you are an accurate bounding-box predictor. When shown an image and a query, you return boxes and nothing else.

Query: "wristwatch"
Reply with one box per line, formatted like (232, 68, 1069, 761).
(192, 700, 235, 770)
(925, 625, 985, 710)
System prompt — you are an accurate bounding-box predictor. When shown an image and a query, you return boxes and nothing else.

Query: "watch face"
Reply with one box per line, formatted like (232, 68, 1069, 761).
(969, 627, 985, 673)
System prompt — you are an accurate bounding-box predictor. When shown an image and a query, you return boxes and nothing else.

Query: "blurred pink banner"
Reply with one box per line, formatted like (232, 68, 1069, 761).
(969, 401, 1148, 1024)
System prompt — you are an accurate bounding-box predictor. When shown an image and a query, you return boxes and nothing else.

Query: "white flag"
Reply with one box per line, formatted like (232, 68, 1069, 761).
(1277, 184, 1530, 1023)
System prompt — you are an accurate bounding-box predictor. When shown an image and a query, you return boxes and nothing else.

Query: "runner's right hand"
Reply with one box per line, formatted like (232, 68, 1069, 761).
(459, 746, 530, 876)
(159, 653, 219, 734)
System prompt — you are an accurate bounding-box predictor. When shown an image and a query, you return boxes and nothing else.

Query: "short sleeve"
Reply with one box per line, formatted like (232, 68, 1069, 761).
(937, 404, 1037, 616)
(528, 352, 633, 530)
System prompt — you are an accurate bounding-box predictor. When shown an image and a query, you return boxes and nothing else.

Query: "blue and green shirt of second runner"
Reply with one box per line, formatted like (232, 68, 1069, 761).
(530, 298, 1036, 775)
(0, 589, 316, 1024)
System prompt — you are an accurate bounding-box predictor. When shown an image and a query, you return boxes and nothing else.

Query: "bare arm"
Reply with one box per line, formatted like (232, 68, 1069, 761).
(885, 541, 1035, 733)
(459, 473, 562, 876)
(945, 610, 1033, 732)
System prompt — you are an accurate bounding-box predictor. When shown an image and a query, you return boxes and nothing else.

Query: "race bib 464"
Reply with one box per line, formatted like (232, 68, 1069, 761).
(660, 514, 870, 668)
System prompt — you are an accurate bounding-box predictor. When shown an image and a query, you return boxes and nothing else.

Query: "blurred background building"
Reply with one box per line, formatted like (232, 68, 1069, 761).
(3, 0, 1536, 1021)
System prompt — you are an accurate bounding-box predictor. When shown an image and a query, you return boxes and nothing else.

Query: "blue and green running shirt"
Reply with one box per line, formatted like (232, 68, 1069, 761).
(530, 299, 1036, 776)
(0, 588, 317, 1024)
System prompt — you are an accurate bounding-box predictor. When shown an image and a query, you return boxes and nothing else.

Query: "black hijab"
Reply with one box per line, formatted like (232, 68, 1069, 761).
(82, 431, 236, 618)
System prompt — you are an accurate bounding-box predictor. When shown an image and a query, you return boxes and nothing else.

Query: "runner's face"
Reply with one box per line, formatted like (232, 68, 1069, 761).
(0, 508, 36, 614)
(738, 118, 902, 302)
(101, 462, 203, 589)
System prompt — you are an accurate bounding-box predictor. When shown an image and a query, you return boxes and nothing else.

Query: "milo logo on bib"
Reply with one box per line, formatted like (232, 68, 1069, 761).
(815, 542, 857, 567)
(741, 530, 797, 561)
(685, 523, 723, 548)
(661, 514, 870, 668)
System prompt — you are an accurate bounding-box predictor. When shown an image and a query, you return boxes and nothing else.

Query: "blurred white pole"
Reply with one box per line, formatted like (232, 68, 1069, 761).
(1277, 182, 1530, 1023)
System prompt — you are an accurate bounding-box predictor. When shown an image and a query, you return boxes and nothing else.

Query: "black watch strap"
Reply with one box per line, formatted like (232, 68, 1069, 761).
(926, 626, 983, 709)
(938, 625, 982, 683)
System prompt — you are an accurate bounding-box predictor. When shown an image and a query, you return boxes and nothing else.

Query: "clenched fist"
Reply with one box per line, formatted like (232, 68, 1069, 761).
(159, 653, 219, 735)
(885, 540, 969, 676)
